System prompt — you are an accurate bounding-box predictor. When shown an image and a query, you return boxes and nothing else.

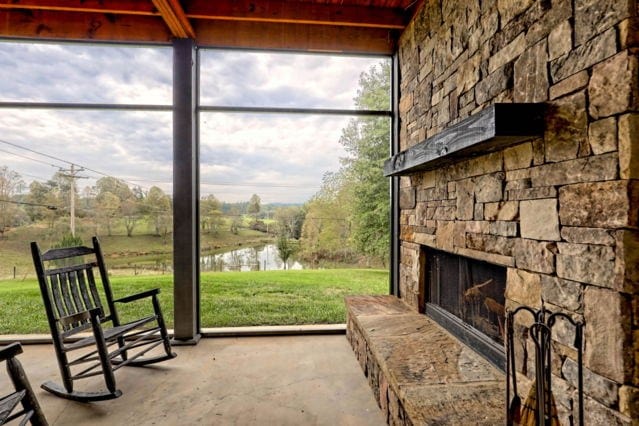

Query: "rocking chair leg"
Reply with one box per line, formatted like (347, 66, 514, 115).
(91, 316, 118, 393)
(152, 295, 176, 358)
(7, 356, 48, 426)
(117, 335, 128, 362)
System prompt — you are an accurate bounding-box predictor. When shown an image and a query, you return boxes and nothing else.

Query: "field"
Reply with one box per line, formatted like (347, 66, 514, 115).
(0, 269, 388, 334)
(0, 220, 271, 279)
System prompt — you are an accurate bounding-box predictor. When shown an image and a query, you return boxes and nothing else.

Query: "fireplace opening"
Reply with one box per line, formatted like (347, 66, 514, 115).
(425, 248, 506, 369)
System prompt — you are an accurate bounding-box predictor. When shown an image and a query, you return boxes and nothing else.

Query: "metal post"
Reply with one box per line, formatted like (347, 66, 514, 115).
(172, 38, 201, 344)
(390, 53, 400, 297)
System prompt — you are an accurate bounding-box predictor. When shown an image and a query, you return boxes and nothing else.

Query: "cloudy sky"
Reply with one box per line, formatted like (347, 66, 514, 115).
(0, 41, 389, 204)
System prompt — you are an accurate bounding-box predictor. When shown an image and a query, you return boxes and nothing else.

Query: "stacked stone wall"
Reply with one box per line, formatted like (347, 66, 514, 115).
(397, 0, 638, 423)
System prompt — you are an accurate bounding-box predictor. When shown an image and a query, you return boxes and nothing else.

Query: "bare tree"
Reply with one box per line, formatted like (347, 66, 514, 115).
(0, 166, 24, 238)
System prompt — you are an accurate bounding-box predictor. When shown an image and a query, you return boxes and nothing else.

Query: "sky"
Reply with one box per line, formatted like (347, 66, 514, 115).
(0, 41, 389, 204)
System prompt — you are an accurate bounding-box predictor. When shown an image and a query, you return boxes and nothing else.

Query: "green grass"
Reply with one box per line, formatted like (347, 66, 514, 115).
(0, 269, 388, 334)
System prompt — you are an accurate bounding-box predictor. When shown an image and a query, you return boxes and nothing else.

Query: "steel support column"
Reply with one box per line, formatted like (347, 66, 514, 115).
(390, 53, 400, 297)
(172, 38, 201, 344)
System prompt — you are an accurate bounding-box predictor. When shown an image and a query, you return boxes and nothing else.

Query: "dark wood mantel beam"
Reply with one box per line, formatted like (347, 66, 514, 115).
(384, 104, 546, 176)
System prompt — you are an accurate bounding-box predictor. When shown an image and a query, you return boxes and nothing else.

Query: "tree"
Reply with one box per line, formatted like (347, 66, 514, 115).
(0, 166, 24, 238)
(146, 186, 172, 237)
(95, 191, 120, 236)
(25, 180, 60, 226)
(96, 177, 133, 201)
(200, 194, 223, 235)
(248, 193, 261, 222)
(299, 177, 354, 264)
(229, 206, 242, 235)
(339, 62, 391, 263)
(276, 232, 297, 270)
(94, 177, 142, 237)
(121, 197, 140, 237)
(299, 61, 390, 265)
(274, 205, 305, 240)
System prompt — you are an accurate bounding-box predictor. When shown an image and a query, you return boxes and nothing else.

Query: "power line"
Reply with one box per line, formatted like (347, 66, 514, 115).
(0, 147, 60, 168)
(0, 199, 58, 210)
(0, 138, 152, 192)
(0, 138, 71, 169)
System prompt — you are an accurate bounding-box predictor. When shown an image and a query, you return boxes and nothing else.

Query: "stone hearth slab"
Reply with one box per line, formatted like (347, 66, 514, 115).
(346, 295, 505, 425)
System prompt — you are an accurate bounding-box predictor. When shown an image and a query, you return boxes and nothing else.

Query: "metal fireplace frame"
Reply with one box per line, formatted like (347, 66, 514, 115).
(424, 247, 506, 370)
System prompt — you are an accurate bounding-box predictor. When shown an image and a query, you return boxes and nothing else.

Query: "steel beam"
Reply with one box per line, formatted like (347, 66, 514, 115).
(390, 53, 400, 298)
(172, 38, 201, 344)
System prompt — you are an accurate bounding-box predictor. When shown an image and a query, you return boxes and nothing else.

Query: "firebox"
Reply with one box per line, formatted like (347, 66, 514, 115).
(424, 248, 506, 369)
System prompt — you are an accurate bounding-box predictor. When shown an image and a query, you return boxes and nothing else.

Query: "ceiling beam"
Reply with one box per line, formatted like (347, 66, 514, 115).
(151, 0, 195, 39)
(185, 0, 407, 29)
(194, 19, 396, 54)
(0, 0, 158, 16)
(0, 10, 172, 43)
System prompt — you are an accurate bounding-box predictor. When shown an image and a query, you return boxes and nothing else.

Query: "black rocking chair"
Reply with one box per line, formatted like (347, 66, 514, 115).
(0, 342, 48, 425)
(30, 236, 176, 402)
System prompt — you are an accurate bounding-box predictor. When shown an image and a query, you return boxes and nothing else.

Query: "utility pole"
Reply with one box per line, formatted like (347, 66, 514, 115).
(59, 164, 87, 237)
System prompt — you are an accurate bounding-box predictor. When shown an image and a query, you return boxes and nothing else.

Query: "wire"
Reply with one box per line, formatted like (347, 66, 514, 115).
(0, 138, 152, 192)
(0, 199, 58, 210)
(0, 147, 60, 168)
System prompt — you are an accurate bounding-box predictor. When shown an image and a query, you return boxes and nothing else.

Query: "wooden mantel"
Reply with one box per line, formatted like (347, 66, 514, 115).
(384, 103, 545, 176)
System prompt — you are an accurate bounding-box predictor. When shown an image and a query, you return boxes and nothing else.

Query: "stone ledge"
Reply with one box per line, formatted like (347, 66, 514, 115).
(345, 295, 505, 425)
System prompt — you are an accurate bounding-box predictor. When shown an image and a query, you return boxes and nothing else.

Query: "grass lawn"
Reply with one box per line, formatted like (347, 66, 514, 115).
(0, 269, 388, 334)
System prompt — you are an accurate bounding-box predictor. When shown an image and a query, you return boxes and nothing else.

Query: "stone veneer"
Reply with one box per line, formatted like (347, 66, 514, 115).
(392, 0, 639, 424)
(346, 295, 505, 425)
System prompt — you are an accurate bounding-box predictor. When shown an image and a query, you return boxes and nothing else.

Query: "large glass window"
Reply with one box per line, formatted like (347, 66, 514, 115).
(0, 42, 173, 334)
(197, 50, 392, 327)
(0, 42, 171, 104)
(200, 50, 389, 110)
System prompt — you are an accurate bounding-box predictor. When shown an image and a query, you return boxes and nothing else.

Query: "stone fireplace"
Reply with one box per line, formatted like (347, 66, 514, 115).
(347, 0, 638, 424)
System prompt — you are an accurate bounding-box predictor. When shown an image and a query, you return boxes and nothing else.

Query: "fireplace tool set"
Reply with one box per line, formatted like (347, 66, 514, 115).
(506, 306, 584, 426)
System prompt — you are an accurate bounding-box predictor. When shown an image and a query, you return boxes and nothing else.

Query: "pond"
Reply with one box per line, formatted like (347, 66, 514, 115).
(200, 244, 304, 272)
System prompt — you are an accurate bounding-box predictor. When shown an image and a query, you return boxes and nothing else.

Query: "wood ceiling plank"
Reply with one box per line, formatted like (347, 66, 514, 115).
(0, 0, 158, 16)
(184, 0, 407, 29)
(0, 10, 172, 43)
(194, 19, 396, 54)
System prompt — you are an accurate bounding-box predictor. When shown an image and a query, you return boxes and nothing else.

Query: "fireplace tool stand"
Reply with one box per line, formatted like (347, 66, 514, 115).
(506, 306, 584, 426)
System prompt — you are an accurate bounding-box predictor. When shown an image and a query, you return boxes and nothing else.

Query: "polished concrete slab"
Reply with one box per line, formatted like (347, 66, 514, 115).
(1, 335, 386, 426)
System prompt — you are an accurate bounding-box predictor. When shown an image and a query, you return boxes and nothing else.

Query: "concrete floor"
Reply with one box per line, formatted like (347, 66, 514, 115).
(1, 335, 386, 426)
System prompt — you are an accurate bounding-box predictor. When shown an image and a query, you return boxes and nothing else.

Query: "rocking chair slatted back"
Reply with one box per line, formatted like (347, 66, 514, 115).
(51, 269, 95, 333)
(33, 242, 119, 338)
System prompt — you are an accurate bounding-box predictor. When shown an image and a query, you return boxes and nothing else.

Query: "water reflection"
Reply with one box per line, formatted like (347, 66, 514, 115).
(200, 244, 303, 272)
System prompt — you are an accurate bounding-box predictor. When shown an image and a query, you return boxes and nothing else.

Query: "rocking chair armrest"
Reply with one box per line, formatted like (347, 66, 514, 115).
(58, 308, 102, 327)
(114, 288, 160, 304)
(0, 342, 23, 361)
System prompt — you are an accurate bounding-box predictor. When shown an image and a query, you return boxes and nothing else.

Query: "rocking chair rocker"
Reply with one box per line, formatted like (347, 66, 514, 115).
(31, 236, 176, 402)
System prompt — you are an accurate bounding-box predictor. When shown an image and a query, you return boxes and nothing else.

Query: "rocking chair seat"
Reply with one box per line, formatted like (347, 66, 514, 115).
(64, 315, 157, 351)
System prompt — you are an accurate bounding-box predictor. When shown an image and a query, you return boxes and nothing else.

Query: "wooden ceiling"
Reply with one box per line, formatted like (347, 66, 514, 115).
(0, 0, 423, 53)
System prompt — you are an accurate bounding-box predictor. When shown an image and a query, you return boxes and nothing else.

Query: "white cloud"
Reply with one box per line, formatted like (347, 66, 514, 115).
(0, 41, 389, 204)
